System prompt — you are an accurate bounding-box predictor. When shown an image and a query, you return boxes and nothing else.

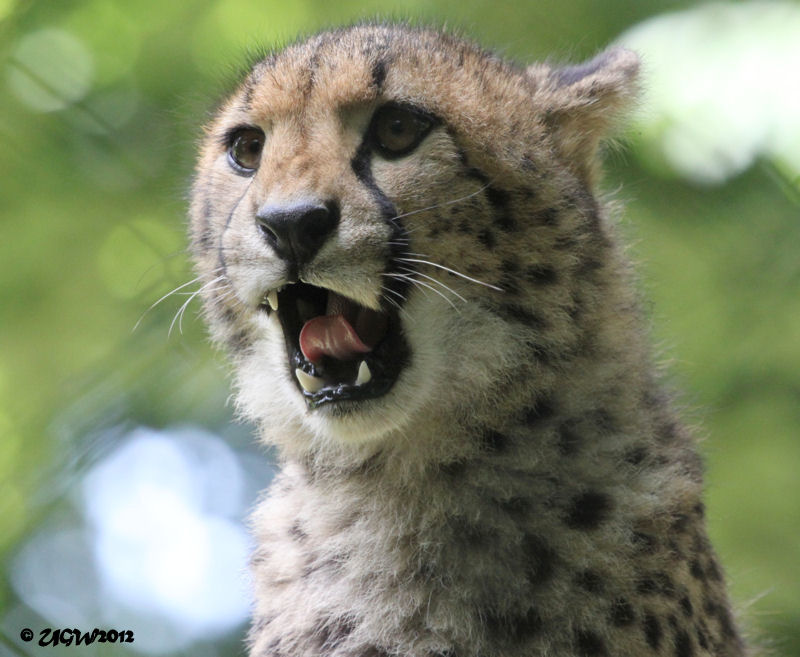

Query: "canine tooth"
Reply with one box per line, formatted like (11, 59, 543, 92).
(267, 289, 278, 311)
(355, 360, 372, 386)
(295, 369, 324, 393)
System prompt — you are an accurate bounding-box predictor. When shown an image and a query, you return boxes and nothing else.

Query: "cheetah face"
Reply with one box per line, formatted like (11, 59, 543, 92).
(192, 74, 478, 441)
(189, 26, 637, 444)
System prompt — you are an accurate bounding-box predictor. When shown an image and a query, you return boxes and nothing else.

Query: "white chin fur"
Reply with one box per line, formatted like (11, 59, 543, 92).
(235, 292, 519, 447)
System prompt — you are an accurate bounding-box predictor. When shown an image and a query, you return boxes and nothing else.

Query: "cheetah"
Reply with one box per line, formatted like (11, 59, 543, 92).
(189, 23, 748, 657)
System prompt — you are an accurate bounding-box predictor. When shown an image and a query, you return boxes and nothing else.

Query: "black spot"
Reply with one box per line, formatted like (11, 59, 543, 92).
(695, 624, 709, 650)
(440, 459, 468, 478)
(574, 569, 604, 593)
(481, 429, 509, 453)
(689, 559, 705, 580)
(658, 420, 681, 443)
(525, 264, 558, 285)
(675, 629, 694, 657)
(706, 558, 723, 582)
(610, 597, 636, 626)
(565, 491, 612, 530)
(485, 186, 517, 232)
(458, 218, 472, 234)
(451, 517, 490, 547)
(226, 330, 251, 351)
(671, 513, 690, 534)
(587, 409, 617, 434)
(522, 535, 556, 586)
(624, 446, 648, 466)
(501, 258, 520, 274)
(693, 502, 705, 518)
(499, 304, 546, 329)
(362, 647, 391, 657)
(485, 607, 543, 642)
(371, 58, 387, 90)
(486, 185, 510, 207)
(636, 572, 675, 597)
(535, 207, 559, 226)
(477, 227, 496, 248)
(557, 422, 582, 456)
(221, 307, 237, 325)
(643, 613, 662, 650)
(554, 235, 577, 251)
(498, 273, 522, 295)
(195, 229, 213, 251)
(632, 532, 658, 554)
(514, 608, 544, 639)
(524, 396, 556, 424)
(577, 257, 603, 278)
(289, 521, 308, 542)
(680, 596, 693, 618)
(717, 606, 738, 639)
(575, 629, 607, 656)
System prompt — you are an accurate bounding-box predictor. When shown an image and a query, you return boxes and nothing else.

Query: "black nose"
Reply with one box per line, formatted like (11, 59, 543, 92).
(255, 201, 339, 267)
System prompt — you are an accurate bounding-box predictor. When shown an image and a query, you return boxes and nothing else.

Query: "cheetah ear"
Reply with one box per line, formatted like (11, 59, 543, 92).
(528, 47, 639, 179)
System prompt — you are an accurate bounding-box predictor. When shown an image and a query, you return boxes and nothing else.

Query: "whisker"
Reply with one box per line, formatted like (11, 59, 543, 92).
(396, 257, 503, 292)
(384, 272, 459, 311)
(400, 269, 468, 304)
(390, 182, 493, 222)
(168, 275, 227, 337)
(133, 272, 223, 333)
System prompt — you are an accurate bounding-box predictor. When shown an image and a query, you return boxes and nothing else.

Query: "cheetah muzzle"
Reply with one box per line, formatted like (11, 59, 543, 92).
(261, 280, 408, 407)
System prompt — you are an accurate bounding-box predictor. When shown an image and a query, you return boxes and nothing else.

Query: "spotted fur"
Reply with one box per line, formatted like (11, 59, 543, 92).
(189, 23, 747, 657)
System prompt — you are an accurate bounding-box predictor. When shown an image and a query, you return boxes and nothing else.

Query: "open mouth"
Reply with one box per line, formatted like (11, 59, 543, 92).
(260, 282, 408, 408)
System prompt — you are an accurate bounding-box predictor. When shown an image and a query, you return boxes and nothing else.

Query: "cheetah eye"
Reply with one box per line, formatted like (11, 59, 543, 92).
(370, 104, 435, 158)
(227, 127, 265, 174)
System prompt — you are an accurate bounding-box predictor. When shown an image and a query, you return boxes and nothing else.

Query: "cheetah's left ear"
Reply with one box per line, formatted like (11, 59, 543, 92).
(528, 47, 639, 179)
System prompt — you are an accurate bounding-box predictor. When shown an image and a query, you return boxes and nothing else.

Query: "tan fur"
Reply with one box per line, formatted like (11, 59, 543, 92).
(189, 24, 747, 657)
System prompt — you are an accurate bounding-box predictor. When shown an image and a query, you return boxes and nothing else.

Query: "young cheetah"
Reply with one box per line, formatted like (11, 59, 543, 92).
(189, 23, 747, 657)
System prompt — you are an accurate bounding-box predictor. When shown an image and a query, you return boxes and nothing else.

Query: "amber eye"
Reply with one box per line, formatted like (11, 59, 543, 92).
(227, 127, 265, 173)
(370, 104, 435, 157)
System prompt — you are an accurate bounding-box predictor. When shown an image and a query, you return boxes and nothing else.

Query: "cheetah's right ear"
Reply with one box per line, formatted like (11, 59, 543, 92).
(528, 47, 640, 179)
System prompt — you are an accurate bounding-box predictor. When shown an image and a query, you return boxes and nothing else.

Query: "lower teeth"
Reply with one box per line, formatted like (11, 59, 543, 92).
(295, 368, 324, 393)
(294, 360, 373, 394)
(355, 361, 372, 386)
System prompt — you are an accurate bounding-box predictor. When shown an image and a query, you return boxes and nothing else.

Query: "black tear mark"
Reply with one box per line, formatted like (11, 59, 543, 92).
(351, 138, 409, 310)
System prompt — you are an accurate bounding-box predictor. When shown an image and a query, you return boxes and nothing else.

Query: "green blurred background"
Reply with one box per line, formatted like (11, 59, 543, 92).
(1, 1, 798, 655)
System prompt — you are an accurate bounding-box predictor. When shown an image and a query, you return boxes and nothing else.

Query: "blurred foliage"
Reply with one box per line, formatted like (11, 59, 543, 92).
(0, 0, 797, 655)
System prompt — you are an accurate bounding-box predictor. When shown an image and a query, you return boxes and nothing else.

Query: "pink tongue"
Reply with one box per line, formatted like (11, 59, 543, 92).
(299, 314, 372, 364)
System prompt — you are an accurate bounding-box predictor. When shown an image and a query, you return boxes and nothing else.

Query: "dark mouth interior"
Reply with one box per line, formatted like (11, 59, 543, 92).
(260, 282, 408, 408)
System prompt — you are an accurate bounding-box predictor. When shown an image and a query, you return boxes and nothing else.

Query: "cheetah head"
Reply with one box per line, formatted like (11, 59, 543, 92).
(188, 25, 638, 446)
